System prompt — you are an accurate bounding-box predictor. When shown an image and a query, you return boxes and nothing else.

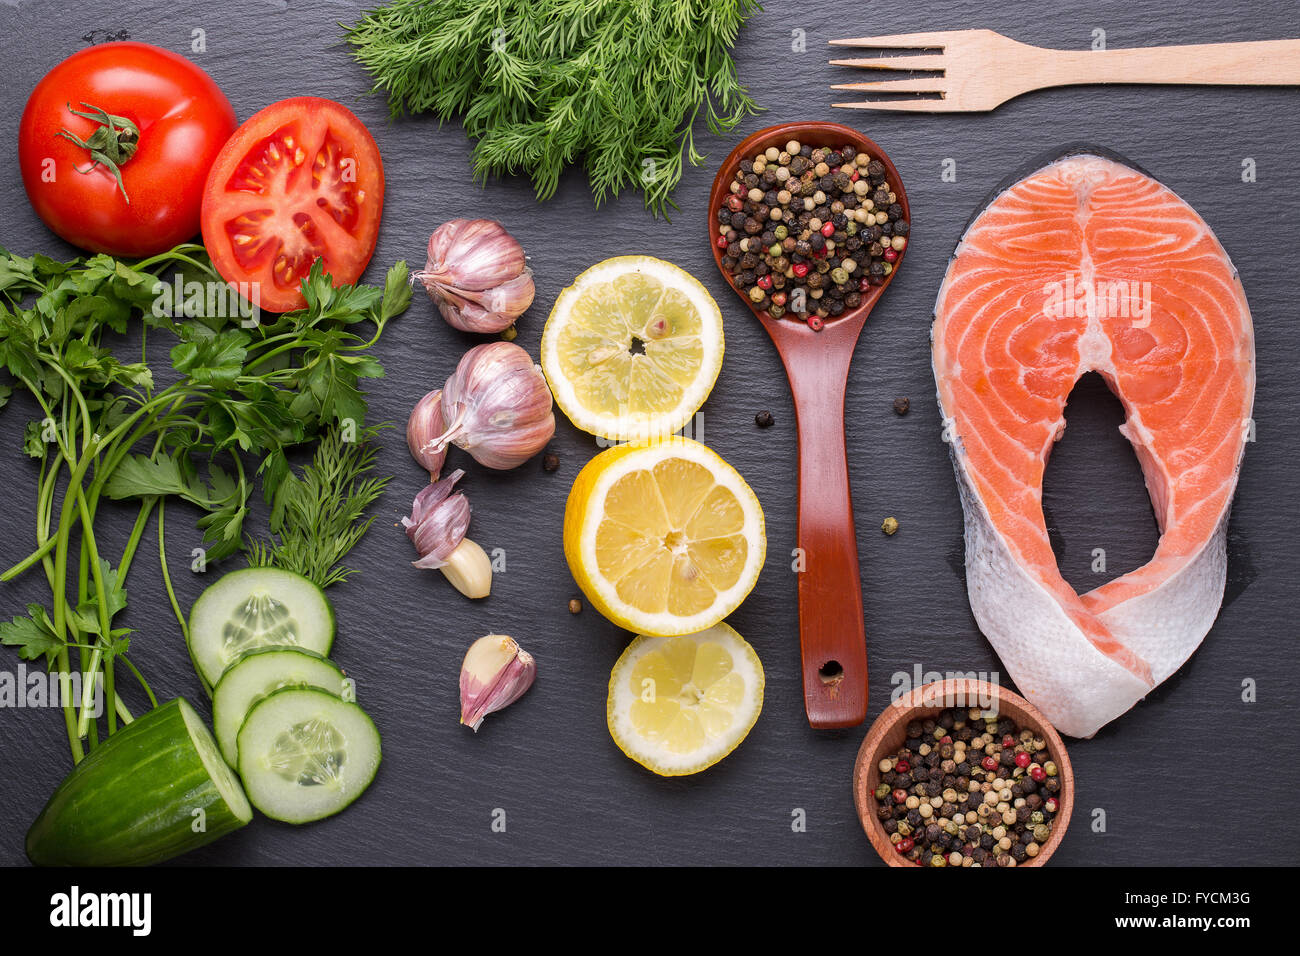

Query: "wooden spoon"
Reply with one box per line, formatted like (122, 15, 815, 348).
(708, 122, 910, 728)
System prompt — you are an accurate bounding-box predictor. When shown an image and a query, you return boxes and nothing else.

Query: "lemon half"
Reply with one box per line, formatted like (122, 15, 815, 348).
(608, 624, 764, 776)
(563, 438, 766, 636)
(541, 256, 724, 442)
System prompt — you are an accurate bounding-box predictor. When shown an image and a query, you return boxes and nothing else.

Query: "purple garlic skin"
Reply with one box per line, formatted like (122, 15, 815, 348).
(459, 634, 537, 732)
(407, 389, 447, 478)
(433, 341, 556, 471)
(401, 469, 470, 569)
(416, 219, 535, 334)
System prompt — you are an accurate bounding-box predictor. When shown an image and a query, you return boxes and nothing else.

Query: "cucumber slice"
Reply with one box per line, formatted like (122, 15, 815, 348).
(188, 567, 335, 691)
(237, 687, 381, 824)
(26, 699, 252, 866)
(213, 647, 347, 767)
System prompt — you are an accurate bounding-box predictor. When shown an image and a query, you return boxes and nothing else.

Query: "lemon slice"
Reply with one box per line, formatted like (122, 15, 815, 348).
(608, 624, 764, 776)
(563, 437, 765, 636)
(541, 256, 724, 441)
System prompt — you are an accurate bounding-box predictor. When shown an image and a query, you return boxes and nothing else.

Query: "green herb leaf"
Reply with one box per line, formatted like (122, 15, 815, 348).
(0, 604, 63, 663)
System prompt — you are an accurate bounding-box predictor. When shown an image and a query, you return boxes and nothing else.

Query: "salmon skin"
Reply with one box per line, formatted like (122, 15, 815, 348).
(932, 148, 1254, 738)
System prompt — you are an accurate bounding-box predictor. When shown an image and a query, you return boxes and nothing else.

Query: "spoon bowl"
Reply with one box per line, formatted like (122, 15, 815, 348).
(708, 122, 910, 728)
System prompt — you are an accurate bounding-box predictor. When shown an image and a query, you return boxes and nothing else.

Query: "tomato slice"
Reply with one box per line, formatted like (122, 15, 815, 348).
(201, 97, 384, 313)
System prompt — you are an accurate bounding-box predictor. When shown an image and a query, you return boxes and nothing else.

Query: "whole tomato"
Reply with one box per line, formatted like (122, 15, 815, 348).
(18, 42, 236, 257)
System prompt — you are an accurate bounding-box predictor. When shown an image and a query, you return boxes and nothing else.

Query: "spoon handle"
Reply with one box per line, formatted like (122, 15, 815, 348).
(780, 327, 869, 728)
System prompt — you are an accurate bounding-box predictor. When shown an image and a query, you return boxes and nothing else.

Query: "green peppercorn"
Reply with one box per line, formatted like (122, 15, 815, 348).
(748, 286, 764, 303)
(774, 224, 788, 240)
(830, 267, 849, 285)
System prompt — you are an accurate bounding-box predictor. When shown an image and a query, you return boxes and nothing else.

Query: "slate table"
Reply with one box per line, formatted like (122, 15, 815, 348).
(0, 0, 1296, 866)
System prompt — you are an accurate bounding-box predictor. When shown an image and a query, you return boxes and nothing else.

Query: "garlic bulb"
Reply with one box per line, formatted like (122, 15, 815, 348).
(460, 634, 536, 732)
(427, 341, 555, 470)
(414, 219, 535, 333)
(401, 470, 493, 598)
(406, 389, 447, 478)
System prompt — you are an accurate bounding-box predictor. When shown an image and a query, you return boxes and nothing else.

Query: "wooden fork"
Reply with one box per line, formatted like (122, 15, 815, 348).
(829, 30, 1300, 112)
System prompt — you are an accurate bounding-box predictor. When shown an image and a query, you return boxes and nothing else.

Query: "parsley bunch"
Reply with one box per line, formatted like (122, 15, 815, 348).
(345, 0, 762, 216)
(0, 245, 410, 761)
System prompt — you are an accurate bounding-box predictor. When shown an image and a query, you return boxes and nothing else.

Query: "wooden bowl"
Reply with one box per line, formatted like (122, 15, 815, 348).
(706, 122, 910, 730)
(852, 679, 1075, 867)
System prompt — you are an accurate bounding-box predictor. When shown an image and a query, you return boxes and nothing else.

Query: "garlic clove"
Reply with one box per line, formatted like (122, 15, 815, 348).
(407, 389, 447, 478)
(402, 470, 470, 569)
(460, 634, 536, 731)
(439, 537, 492, 599)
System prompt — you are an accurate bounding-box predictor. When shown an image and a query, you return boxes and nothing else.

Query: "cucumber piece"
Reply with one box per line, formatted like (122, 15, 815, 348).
(237, 687, 381, 824)
(213, 647, 347, 767)
(188, 567, 335, 691)
(26, 699, 252, 866)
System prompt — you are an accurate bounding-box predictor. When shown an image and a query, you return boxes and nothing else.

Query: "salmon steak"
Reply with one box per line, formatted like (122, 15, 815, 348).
(932, 150, 1255, 738)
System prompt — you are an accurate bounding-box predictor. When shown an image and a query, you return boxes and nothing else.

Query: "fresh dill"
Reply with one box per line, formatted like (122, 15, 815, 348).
(246, 425, 391, 589)
(344, 0, 762, 217)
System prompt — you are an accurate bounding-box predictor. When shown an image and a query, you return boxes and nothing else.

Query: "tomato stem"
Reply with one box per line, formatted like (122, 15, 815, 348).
(55, 102, 139, 203)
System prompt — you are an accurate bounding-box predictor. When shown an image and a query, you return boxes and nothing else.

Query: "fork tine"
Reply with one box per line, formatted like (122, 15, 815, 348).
(828, 31, 955, 49)
(830, 78, 947, 95)
(828, 54, 947, 71)
(830, 98, 967, 113)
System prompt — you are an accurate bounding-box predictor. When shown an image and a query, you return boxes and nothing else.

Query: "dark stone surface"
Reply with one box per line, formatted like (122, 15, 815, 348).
(0, 0, 1295, 866)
